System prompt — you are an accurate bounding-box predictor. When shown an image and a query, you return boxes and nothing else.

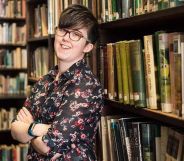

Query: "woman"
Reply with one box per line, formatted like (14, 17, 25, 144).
(11, 4, 103, 161)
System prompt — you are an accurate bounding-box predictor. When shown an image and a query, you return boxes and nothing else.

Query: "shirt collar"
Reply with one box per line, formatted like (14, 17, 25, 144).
(48, 58, 87, 80)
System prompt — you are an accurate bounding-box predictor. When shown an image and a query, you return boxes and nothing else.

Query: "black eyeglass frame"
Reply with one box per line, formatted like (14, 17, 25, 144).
(55, 27, 90, 42)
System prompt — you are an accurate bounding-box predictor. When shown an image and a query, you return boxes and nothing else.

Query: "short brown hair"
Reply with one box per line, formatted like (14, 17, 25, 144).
(58, 4, 99, 44)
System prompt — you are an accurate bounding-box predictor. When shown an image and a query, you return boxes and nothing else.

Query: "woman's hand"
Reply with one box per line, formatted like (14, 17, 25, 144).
(17, 107, 34, 124)
(51, 153, 62, 161)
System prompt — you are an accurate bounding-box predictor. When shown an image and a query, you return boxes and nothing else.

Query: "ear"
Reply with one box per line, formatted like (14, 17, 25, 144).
(83, 43, 94, 53)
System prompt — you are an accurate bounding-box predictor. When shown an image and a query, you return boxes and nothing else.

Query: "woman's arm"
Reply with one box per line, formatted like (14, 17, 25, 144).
(11, 120, 33, 143)
(11, 107, 51, 143)
(11, 107, 60, 159)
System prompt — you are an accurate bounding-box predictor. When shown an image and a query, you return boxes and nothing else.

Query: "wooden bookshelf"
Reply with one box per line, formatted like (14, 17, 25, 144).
(100, 5, 184, 44)
(100, 5, 184, 29)
(100, 5, 184, 128)
(100, 5, 184, 120)
(0, 0, 27, 147)
(104, 99, 184, 129)
(0, 130, 18, 145)
(26, 0, 54, 80)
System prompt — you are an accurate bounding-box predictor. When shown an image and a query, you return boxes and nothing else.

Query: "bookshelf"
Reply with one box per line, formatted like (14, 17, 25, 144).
(0, 0, 27, 147)
(104, 99, 184, 129)
(100, 5, 184, 43)
(100, 5, 184, 124)
(99, 4, 184, 161)
(26, 0, 55, 83)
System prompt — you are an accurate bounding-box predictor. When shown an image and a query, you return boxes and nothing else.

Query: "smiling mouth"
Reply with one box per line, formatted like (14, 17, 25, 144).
(61, 44, 71, 49)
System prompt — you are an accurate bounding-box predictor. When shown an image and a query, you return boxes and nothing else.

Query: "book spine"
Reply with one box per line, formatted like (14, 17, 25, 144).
(129, 40, 146, 107)
(120, 41, 130, 104)
(115, 42, 123, 102)
(158, 33, 172, 112)
(143, 35, 157, 109)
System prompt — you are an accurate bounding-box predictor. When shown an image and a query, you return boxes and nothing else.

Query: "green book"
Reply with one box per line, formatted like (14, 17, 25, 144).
(119, 41, 130, 104)
(129, 40, 146, 107)
(115, 42, 123, 102)
(125, 42, 134, 105)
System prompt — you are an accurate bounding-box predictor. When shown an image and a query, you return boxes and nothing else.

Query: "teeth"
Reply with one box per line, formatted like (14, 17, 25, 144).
(62, 44, 70, 49)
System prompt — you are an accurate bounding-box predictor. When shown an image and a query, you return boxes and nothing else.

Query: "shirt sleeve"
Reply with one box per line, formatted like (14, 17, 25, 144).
(11, 81, 39, 123)
(23, 78, 46, 118)
(42, 80, 103, 157)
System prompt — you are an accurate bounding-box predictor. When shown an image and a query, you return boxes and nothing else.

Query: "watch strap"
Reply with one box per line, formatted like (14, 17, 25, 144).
(28, 122, 38, 137)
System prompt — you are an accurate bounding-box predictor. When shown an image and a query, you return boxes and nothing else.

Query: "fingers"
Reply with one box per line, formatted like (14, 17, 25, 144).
(51, 153, 62, 161)
(17, 107, 34, 123)
(16, 112, 25, 122)
(22, 107, 32, 118)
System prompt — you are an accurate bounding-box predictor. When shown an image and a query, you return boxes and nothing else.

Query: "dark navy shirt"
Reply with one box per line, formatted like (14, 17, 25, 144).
(24, 59, 103, 161)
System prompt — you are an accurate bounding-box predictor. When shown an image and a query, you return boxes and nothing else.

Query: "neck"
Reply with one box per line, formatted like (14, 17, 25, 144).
(57, 58, 83, 75)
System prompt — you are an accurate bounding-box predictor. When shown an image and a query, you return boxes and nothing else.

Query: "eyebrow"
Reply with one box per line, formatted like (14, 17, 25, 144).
(64, 28, 83, 35)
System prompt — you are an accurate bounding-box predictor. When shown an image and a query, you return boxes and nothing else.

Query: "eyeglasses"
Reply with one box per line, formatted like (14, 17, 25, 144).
(55, 27, 89, 42)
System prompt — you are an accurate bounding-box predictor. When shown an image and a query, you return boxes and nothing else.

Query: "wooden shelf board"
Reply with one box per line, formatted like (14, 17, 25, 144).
(0, 68, 27, 72)
(26, 0, 47, 4)
(0, 130, 18, 145)
(28, 76, 39, 82)
(0, 17, 25, 22)
(27, 36, 49, 42)
(0, 43, 26, 47)
(104, 99, 184, 129)
(0, 94, 26, 100)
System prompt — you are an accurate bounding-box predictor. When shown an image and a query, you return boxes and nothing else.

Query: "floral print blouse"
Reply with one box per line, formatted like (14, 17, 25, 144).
(24, 59, 104, 161)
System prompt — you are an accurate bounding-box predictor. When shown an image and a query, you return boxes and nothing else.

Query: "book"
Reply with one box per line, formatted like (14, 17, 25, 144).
(107, 43, 115, 100)
(129, 40, 146, 107)
(115, 42, 123, 102)
(119, 41, 130, 104)
(143, 35, 158, 109)
(141, 123, 156, 161)
(110, 118, 124, 161)
(118, 116, 145, 161)
(158, 32, 172, 112)
(181, 42, 184, 118)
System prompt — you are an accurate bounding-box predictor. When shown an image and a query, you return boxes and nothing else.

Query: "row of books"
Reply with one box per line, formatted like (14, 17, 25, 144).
(101, 0, 184, 22)
(0, 48, 27, 68)
(32, 4, 48, 38)
(30, 47, 49, 78)
(0, 144, 28, 161)
(100, 115, 184, 161)
(0, 73, 27, 94)
(0, 107, 17, 131)
(85, 49, 98, 76)
(32, 0, 184, 37)
(0, 23, 26, 44)
(47, 0, 98, 34)
(46, 0, 184, 34)
(98, 32, 184, 117)
(0, 0, 26, 18)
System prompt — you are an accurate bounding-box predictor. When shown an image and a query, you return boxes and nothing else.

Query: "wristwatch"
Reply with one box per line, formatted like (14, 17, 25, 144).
(28, 122, 38, 137)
